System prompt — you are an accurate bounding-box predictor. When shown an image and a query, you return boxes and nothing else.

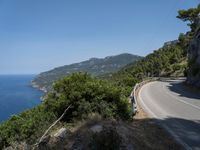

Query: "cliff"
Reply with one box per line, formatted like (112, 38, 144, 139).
(187, 16, 200, 88)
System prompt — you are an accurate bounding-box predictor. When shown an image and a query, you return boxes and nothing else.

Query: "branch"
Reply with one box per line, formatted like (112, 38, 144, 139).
(34, 105, 71, 147)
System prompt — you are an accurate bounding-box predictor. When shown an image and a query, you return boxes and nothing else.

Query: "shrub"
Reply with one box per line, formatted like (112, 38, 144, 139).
(0, 73, 131, 149)
(89, 126, 122, 150)
(44, 73, 132, 120)
(0, 105, 56, 148)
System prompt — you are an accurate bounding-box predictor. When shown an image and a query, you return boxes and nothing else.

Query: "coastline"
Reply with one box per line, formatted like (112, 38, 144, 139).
(0, 75, 43, 122)
(31, 81, 48, 101)
(31, 81, 48, 93)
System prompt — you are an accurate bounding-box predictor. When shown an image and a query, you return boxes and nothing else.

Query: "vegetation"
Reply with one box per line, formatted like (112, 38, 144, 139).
(108, 41, 187, 93)
(0, 4, 200, 149)
(0, 106, 56, 148)
(0, 73, 132, 149)
(89, 126, 122, 150)
(32, 53, 142, 92)
(44, 73, 131, 120)
(108, 4, 200, 92)
(177, 4, 200, 83)
(177, 4, 200, 32)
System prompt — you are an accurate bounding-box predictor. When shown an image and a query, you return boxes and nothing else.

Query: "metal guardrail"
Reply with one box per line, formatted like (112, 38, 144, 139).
(129, 84, 138, 114)
(130, 78, 159, 114)
(129, 77, 185, 114)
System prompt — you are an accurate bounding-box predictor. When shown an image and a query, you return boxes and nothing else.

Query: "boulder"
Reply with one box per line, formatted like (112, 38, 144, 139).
(4, 142, 30, 150)
(53, 128, 68, 139)
(90, 124, 103, 133)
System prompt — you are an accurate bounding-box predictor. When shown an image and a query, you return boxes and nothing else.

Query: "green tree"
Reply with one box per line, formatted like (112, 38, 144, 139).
(177, 4, 200, 31)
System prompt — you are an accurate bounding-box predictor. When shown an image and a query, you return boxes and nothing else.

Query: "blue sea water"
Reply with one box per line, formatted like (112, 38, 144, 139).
(0, 75, 43, 123)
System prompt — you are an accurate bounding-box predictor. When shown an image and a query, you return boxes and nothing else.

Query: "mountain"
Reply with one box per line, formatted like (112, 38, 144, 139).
(108, 40, 188, 91)
(1, 5, 200, 150)
(111, 5, 200, 90)
(32, 53, 142, 92)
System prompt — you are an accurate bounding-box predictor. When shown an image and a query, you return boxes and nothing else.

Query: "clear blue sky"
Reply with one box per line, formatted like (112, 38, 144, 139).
(0, 0, 199, 74)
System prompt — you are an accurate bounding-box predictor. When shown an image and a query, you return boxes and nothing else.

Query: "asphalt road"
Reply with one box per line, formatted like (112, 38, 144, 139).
(138, 79, 200, 150)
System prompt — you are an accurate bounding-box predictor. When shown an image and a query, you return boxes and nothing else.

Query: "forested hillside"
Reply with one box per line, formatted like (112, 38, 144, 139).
(0, 4, 199, 150)
(109, 5, 200, 90)
(0, 73, 131, 149)
(32, 53, 142, 92)
(109, 40, 187, 90)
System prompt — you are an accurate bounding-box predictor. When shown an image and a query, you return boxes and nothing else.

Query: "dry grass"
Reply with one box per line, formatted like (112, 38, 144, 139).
(130, 105, 183, 150)
(43, 86, 183, 150)
(58, 110, 183, 150)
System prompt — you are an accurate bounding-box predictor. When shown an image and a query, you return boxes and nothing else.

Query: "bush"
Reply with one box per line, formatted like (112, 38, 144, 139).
(110, 43, 186, 89)
(0, 73, 131, 149)
(44, 73, 132, 120)
(0, 105, 56, 148)
(89, 126, 122, 150)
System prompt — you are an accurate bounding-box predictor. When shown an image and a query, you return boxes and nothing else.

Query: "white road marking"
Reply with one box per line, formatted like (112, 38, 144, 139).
(138, 83, 193, 150)
(162, 83, 200, 111)
(138, 85, 158, 118)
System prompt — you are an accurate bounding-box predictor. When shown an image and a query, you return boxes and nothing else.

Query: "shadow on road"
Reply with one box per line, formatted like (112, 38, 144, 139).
(154, 117, 200, 150)
(73, 115, 200, 150)
(59, 117, 200, 150)
(166, 81, 200, 100)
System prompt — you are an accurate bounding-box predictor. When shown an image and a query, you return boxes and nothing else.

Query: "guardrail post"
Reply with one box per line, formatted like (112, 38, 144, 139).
(130, 83, 138, 115)
(130, 78, 158, 115)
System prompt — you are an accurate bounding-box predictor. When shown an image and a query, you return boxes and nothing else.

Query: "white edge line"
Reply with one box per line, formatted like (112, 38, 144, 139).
(162, 84, 200, 111)
(138, 84, 192, 150)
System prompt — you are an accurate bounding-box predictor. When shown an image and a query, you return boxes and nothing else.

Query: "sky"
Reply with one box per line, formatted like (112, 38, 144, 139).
(0, 0, 199, 74)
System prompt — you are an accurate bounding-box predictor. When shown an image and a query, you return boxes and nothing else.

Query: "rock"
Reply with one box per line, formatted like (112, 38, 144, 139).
(35, 128, 70, 150)
(40, 135, 51, 144)
(18, 142, 30, 150)
(90, 124, 103, 133)
(187, 16, 200, 88)
(126, 144, 134, 150)
(37, 135, 51, 150)
(4, 142, 30, 150)
(53, 128, 68, 139)
(163, 40, 178, 48)
(3, 146, 13, 150)
(70, 134, 83, 150)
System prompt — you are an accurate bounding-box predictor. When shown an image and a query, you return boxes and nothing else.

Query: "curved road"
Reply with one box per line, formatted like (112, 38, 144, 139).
(138, 79, 200, 150)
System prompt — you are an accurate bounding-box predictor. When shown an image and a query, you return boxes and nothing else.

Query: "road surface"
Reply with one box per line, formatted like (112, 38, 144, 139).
(138, 79, 200, 150)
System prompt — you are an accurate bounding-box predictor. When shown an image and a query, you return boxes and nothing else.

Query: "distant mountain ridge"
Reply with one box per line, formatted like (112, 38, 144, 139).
(32, 53, 142, 92)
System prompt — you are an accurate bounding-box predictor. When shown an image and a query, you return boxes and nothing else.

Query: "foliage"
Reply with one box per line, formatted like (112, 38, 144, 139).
(109, 42, 187, 93)
(89, 126, 122, 150)
(177, 4, 200, 31)
(0, 105, 56, 148)
(0, 73, 131, 149)
(177, 4, 200, 79)
(44, 73, 132, 120)
(1, 4, 200, 149)
(33, 54, 142, 92)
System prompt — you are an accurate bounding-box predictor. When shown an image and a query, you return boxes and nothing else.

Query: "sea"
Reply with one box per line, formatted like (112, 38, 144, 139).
(0, 75, 43, 123)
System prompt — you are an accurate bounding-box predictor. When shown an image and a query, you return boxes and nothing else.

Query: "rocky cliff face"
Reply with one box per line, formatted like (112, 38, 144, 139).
(187, 16, 200, 88)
